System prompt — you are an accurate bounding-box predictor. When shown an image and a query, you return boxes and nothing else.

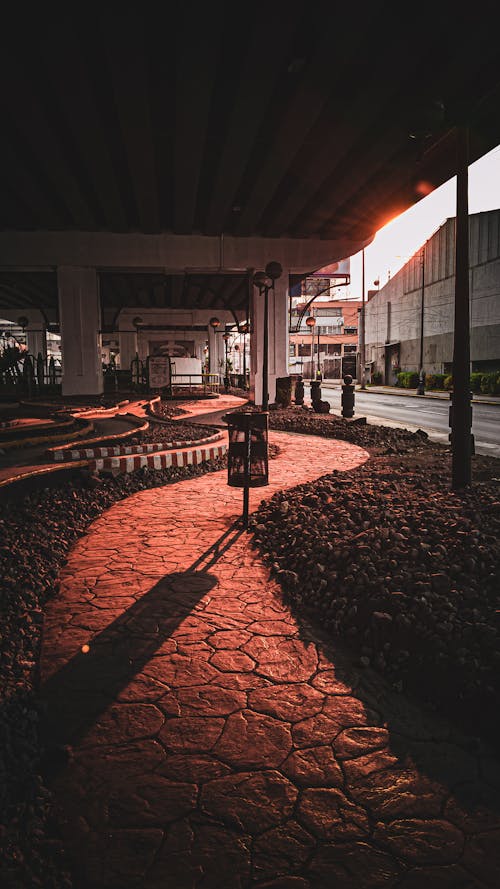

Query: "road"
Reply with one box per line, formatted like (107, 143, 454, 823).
(314, 385, 500, 458)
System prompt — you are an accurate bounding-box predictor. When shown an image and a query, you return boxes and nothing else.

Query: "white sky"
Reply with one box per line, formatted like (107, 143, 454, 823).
(345, 144, 500, 298)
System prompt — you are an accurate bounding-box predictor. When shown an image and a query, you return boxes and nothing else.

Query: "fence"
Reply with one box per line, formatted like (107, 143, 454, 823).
(0, 350, 62, 396)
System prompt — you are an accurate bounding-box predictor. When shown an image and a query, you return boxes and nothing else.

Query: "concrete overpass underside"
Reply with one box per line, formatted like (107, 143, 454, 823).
(1, 4, 500, 400)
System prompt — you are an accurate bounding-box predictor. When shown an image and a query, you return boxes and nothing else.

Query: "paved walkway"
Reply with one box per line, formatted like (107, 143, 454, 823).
(39, 427, 500, 888)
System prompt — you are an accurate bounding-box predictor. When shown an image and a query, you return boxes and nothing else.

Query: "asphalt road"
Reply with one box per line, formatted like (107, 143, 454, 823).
(316, 385, 500, 458)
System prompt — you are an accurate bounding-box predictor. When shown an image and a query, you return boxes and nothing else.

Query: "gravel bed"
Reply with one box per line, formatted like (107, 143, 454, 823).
(134, 418, 217, 445)
(152, 401, 189, 420)
(250, 409, 500, 749)
(267, 404, 434, 454)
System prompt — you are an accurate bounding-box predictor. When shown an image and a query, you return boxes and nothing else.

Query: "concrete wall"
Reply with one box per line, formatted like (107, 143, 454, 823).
(364, 210, 500, 380)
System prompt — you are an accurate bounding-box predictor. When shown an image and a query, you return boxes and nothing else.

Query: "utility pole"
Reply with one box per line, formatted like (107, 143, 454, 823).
(417, 244, 426, 395)
(451, 124, 473, 489)
(317, 321, 321, 378)
(360, 248, 366, 389)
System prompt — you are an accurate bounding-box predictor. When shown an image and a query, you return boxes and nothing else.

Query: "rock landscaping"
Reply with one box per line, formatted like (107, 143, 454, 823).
(251, 407, 500, 749)
(134, 417, 216, 445)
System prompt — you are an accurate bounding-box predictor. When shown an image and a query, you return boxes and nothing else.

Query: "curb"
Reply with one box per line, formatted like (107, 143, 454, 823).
(50, 431, 224, 462)
(46, 414, 149, 459)
(88, 442, 228, 473)
(0, 419, 95, 450)
(0, 459, 90, 492)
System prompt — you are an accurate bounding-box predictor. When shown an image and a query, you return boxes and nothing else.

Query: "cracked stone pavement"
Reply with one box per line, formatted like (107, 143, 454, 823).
(39, 429, 500, 888)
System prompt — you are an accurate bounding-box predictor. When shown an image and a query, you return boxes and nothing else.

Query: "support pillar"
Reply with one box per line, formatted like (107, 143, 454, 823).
(208, 324, 220, 375)
(26, 325, 47, 360)
(269, 273, 289, 395)
(250, 271, 289, 406)
(57, 266, 103, 396)
(119, 330, 138, 370)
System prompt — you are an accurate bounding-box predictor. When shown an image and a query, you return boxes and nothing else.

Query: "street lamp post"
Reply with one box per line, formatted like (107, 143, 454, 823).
(360, 249, 366, 389)
(240, 321, 249, 390)
(417, 244, 426, 395)
(209, 316, 220, 383)
(222, 330, 231, 392)
(306, 315, 316, 380)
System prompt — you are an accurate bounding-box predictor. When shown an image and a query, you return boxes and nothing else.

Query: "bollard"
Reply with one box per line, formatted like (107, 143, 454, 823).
(310, 378, 330, 413)
(294, 377, 304, 405)
(310, 379, 321, 406)
(341, 374, 355, 418)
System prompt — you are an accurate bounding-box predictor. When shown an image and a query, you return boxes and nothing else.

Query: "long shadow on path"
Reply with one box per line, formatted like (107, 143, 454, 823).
(39, 521, 245, 776)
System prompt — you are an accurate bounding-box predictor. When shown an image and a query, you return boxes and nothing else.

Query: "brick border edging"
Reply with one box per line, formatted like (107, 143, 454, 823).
(88, 442, 228, 473)
(46, 413, 149, 459)
(50, 431, 224, 462)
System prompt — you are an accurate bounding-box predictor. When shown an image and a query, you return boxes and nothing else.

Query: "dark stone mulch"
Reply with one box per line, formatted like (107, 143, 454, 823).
(250, 408, 500, 751)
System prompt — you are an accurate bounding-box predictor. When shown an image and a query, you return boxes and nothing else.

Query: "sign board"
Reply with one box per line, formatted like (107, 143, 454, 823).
(312, 258, 350, 278)
(148, 356, 171, 388)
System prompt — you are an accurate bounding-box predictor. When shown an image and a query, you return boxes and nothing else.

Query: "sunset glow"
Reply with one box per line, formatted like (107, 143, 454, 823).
(349, 144, 500, 295)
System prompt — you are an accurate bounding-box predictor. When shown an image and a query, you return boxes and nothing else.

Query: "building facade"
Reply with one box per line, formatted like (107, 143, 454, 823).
(363, 210, 500, 385)
(289, 290, 361, 379)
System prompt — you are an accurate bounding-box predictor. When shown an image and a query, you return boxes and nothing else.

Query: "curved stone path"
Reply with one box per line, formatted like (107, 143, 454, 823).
(39, 430, 500, 888)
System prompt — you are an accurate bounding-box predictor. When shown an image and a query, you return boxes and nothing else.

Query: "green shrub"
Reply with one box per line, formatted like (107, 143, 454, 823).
(444, 374, 453, 390)
(480, 371, 500, 395)
(397, 371, 419, 388)
(470, 372, 483, 393)
(371, 371, 383, 384)
(425, 373, 446, 390)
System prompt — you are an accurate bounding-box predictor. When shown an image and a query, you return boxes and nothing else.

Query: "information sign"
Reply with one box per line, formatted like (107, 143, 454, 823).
(148, 357, 171, 388)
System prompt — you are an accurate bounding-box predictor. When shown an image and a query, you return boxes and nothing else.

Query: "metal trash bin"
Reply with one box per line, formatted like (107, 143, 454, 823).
(225, 410, 269, 488)
(224, 410, 269, 526)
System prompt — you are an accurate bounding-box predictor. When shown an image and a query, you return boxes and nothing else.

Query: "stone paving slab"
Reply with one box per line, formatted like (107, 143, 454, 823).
(39, 429, 500, 889)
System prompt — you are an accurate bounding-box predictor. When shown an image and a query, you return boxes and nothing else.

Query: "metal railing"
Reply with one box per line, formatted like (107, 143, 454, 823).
(171, 373, 219, 395)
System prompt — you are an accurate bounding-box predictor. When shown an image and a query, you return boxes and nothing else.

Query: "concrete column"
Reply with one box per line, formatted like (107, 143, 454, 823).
(26, 325, 47, 360)
(119, 330, 138, 370)
(250, 271, 289, 406)
(208, 326, 225, 378)
(57, 266, 103, 395)
(270, 273, 290, 385)
(250, 284, 263, 405)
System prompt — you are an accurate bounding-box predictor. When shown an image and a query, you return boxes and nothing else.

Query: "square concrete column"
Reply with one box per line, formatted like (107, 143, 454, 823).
(57, 266, 103, 395)
(208, 324, 220, 375)
(270, 274, 290, 382)
(250, 270, 289, 406)
(26, 325, 47, 360)
(118, 330, 138, 370)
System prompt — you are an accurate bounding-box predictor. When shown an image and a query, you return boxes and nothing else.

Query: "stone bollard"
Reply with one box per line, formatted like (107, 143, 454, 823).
(310, 379, 321, 406)
(341, 374, 355, 418)
(294, 377, 304, 405)
(310, 379, 330, 413)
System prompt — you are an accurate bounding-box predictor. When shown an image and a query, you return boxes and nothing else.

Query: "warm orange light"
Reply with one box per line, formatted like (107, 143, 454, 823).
(81, 644, 90, 654)
(414, 179, 435, 198)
